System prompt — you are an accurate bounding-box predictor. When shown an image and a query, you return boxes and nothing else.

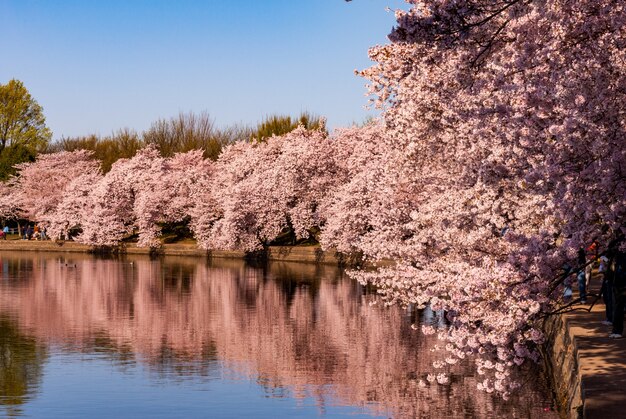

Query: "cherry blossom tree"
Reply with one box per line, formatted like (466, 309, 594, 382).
(339, 0, 626, 397)
(78, 146, 212, 248)
(77, 151, 142, 247)
(0, 180, 21, 238)
(319, 122, 405, 259)
(160, 149, 215, 246)
(46, 170, 104, 240)
(0, 181, 19, 221)
(8, 150, 101, 236)
(164, 149, 213, 224)
(202, 126, 336, 252)
(80, 146, 172, 247)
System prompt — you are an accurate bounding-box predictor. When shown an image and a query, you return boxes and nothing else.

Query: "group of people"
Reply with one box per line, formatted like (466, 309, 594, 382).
(21, 224, 47, 240)
(565, 241, 626, 339)
(0, 224, 49, 240)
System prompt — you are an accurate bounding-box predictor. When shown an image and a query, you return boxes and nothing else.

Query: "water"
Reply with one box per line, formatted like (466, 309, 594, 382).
(0, 252, 556, 418)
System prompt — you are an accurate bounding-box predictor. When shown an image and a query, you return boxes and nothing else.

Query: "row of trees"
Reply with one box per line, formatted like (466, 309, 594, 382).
(0, 115, 563, 398)
(0, 123, 379, 251)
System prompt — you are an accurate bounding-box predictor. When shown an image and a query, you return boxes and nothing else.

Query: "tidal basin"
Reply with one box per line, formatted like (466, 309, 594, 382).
(0, 252, 555, 418)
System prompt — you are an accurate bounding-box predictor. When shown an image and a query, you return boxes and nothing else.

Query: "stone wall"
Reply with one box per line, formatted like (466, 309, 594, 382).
(543, 314, 583, 418)
(0, 241, 343, 265)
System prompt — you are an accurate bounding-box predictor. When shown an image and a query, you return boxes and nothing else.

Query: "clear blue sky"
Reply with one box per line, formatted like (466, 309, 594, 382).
(0, 0, 406, 140)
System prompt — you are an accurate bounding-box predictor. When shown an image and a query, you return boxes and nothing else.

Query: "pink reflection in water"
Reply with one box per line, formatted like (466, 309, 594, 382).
(0, 252, 555, 418)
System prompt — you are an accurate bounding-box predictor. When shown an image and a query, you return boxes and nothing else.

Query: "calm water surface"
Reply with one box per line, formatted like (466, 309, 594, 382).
(0, 252, 556, 418)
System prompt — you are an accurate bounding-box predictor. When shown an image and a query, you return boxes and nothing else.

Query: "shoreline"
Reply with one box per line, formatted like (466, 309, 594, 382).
(0, 239, 344, 265)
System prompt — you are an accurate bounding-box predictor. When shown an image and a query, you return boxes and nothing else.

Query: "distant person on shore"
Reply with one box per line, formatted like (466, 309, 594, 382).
(609, 251, 626, 339)
(2, 225, 8, 240)
(577, 247, 587, 304)
(25, 225, 33, 240)
(610, 250, 626, 339)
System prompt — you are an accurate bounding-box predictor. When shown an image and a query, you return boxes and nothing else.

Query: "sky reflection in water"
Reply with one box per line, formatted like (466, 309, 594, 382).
(0, 252, 556, 418)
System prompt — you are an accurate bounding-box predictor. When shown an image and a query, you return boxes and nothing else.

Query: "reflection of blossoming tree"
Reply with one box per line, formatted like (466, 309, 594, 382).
(0, 253, 552, 417)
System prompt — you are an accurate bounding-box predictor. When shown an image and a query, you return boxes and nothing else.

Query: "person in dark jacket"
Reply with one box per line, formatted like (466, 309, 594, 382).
(610, 250, 626, 338)
(25, 225, 34, 240)
(599, 254, 613, 325)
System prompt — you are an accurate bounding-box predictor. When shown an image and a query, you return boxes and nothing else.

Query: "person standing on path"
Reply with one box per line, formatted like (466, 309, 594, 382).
(610, 250, 626, 339)
(599, 254, 613, 325)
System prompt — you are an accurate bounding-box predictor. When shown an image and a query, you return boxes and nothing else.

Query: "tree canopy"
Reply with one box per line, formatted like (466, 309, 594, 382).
(0, 80, 51, 180)
(0, 79, 51, 154)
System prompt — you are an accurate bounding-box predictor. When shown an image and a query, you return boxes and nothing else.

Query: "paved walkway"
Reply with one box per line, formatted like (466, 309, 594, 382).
(566, 280, 626, 418)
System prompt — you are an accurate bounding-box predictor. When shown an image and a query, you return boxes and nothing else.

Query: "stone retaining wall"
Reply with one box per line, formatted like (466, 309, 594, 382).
(0, 240, 343, 265)
(543, 314, 583, 418)
(541, 291, 626, 419)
